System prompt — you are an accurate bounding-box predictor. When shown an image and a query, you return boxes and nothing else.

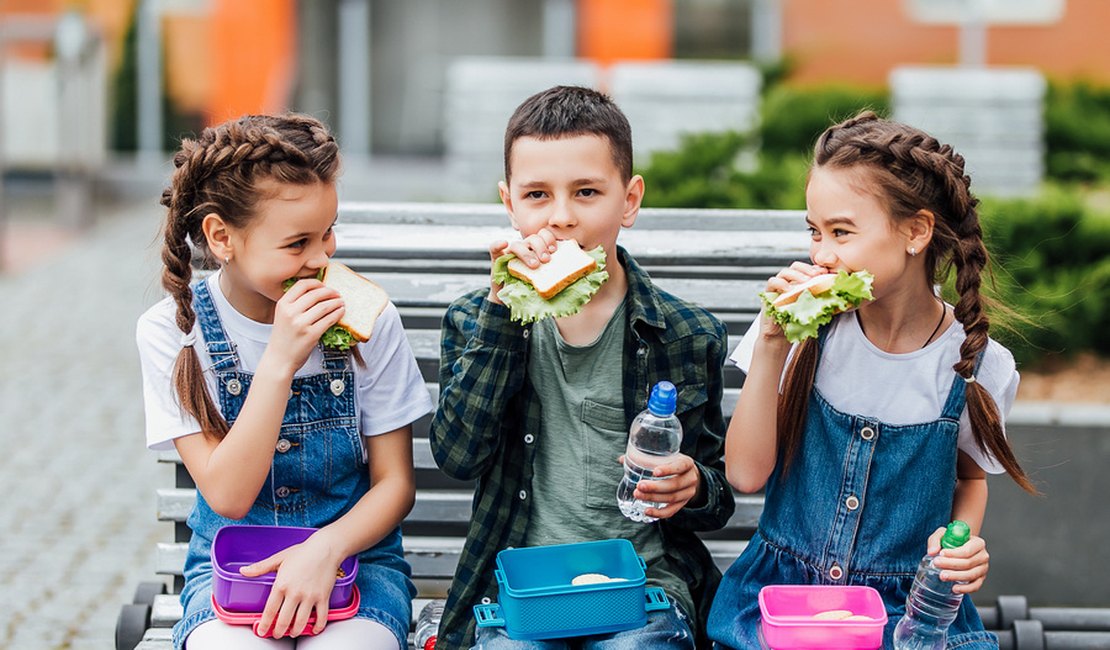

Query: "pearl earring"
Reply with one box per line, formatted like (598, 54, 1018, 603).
(908, 247, 917, 257)
(224, 255, 230, 265)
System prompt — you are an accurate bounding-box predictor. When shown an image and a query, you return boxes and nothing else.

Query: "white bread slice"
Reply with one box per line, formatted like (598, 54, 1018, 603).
(321, 262, 389, 342)
(506, 239, 598, 300)
(771, 273, 838, 308)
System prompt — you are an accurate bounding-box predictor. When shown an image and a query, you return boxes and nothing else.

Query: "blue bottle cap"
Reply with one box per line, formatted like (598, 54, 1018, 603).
(647, 381, 677, 416)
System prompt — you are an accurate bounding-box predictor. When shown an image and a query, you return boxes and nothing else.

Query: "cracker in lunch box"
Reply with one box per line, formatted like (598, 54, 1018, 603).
(572, 573, 613, 585)
(812, 609, 854, 620)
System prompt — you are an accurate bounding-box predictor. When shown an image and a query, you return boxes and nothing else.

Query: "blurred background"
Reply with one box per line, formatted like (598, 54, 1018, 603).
(0, 1, 1107, 648)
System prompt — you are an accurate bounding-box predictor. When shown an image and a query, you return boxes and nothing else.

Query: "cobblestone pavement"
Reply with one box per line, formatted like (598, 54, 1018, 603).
(0, 198, 174, 649)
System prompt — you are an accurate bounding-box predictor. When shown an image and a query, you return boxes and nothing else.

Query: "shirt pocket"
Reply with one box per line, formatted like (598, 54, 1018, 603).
(675, 382, 708, 417)
(580, 399, 628, 510)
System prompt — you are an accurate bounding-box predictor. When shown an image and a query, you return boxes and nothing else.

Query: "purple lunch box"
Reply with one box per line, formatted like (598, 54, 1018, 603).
(210, 525, 358, 612)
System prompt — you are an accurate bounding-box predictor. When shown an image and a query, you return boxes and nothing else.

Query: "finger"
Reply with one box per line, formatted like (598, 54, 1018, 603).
(257, 589, 284, 638)
(535, 229, 559, 252)
(941, 560, 988, 586)
(302, 299, 346, 329)
(524, 233, 554, 263)
(290, 599, 315, 638)
(953, 576, 985, 594)
(649, 456, 695, 479)
(272, 596, 299, 639)
(280, 277, 322, 301)
(926, 527, 946, 556)
(240, 550, 285, 577)
(488, 240, 509, 261)
(313, 599, 330, 635)
(645, 498, 690, 520)
(790, 261, 827, 276)
(506, 240, 542, 268)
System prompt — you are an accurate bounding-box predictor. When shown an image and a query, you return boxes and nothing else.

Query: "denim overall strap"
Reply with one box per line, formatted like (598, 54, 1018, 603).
(938, 351, 985, 422)
(191, 279, 240, 372)
(321, 344, 350, 372)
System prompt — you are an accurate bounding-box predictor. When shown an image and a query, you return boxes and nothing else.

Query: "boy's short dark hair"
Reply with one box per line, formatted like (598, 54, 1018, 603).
(503, 85, 633, 183)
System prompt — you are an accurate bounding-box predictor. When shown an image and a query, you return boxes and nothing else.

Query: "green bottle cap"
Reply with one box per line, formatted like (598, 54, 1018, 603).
(941, 520, 971, 549)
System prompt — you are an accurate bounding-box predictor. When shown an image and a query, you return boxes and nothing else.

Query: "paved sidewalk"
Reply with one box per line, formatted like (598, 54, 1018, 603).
(0, 197, 172, 650)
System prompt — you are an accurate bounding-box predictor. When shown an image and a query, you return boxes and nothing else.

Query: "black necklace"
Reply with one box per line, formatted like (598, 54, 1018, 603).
(856, 301, 947, 349)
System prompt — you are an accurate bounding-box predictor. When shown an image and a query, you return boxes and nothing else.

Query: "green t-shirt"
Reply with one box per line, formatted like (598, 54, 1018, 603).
(522, 302, 694, 618)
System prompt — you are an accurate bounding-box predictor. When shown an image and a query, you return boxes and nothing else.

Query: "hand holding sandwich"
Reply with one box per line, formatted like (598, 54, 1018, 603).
(486, 228, 560, 305)
(759, 263, 875, 344)
(265, 278, 345, 377)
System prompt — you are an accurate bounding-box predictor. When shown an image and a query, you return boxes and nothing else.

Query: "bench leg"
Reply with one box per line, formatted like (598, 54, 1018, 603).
(116, 603, 152, 650)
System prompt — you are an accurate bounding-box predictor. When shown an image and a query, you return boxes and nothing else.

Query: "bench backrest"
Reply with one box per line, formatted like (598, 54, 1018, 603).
(159, 202, 810, 598)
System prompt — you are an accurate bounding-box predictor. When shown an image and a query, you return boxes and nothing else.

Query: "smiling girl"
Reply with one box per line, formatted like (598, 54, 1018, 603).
(136, 114, 432, 649)
(707, 112, 1036, 649)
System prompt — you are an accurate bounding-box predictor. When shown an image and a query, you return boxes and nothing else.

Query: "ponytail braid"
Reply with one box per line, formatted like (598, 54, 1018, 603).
(157, 114, 340, 441)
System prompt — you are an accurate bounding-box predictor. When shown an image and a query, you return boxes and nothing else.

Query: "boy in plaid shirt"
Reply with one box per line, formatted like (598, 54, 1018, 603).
(430, 85, 734, 650)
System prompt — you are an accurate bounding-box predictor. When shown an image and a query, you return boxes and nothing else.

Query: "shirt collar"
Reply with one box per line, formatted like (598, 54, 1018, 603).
(617, 245, 667, 332)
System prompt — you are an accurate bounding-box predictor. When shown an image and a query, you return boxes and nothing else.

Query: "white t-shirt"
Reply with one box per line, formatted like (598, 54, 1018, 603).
(136, 273, 433, 451)
(729, 312, 1019, 474)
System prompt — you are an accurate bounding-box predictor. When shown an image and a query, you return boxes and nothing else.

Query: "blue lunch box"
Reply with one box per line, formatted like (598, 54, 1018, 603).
(472, 539, 670, 640)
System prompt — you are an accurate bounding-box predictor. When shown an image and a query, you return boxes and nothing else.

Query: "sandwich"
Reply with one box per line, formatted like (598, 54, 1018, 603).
(282, 262, 390, 350)
(760, 269, 874, 343)
(491, 239, 609, 323)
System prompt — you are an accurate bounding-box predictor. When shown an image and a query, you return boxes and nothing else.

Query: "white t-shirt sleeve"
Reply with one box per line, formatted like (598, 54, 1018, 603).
(354, 302, 434, 437)
(135, 299, 207, 451)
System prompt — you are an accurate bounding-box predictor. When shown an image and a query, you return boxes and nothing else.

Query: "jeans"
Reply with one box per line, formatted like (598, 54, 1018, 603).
(472, 603, 694, 650)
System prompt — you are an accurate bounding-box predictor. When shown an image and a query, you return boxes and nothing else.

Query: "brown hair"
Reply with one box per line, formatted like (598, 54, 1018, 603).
(504, 85, 634, 183)
(777, 111, 1037, 494)
(159, 113, 340, 440)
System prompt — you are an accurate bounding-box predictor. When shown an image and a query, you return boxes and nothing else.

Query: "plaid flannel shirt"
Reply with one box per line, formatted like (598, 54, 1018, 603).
(429, 247, 734, 650)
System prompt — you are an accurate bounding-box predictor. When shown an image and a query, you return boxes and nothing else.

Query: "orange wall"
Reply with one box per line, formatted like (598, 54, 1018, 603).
(783, 0, 1110, 86)
(206, 0, 296, 124)
(578, 0, 673, 65)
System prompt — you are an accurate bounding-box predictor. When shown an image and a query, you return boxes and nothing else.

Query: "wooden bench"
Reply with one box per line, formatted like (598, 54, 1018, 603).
(118, 202, 1110, 650)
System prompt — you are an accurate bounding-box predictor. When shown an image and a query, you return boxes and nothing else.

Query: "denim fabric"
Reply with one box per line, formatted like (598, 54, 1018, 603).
(472, 603, 694, 650)
(172, 280, 415, 649)
(708, 329, 996, 650)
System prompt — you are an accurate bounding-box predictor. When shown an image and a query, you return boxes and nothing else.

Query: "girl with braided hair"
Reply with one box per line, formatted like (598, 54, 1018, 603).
(707, 112, 1036, 649)
(136, 114, 432, 649)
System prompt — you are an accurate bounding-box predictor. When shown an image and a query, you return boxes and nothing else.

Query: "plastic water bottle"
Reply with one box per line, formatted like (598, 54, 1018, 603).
(893, 521, 972, 650)
(617, 381, 683, 523)
(414, 600, 444, 650)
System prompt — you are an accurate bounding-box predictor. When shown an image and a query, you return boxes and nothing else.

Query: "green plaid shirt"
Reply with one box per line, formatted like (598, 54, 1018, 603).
(429, 247, 734, 650)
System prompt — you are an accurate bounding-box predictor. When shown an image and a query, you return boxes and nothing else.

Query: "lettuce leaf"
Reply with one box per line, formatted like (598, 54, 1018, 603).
(491, 246, 609, 324)
(282, 270, 357, 351)
(761, 270, 874, 343)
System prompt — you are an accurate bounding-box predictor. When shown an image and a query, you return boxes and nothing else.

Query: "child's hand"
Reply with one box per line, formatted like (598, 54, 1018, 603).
(487, 229, 559, 304)
(621, 453, 701, 520)
(266, 279, 344, 375)
(758, 262, 831, 341)
(239, 538, 342, 638)
(927, 527, 990, 594)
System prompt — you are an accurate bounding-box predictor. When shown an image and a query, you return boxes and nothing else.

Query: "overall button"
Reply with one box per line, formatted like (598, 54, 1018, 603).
(860, 426, 875, 441)
(330, 378, 345, 396)
(518, 490, 527, 501)
(829, 564, 844, 580)
(845, 495, 860, 511)
(275, 486, 291, 498)
(276, 439, 292, 453)
(524, 434, 535, 444)
(226, 378, 242, 396)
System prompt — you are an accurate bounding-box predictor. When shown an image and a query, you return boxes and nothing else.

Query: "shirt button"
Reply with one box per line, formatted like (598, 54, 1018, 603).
(275, 486, 291, 498)
(860, 426, 875, 441)
(522, 329, 531, 340)
(226, 378, 242, 396)
(276, 439, 292, 453)
(524, 434, 535, 444)
(845, 495, 860, 511)
(829, 564, 844, 580)
(518, 490, 527, 501)
(330, 378, 345, 396)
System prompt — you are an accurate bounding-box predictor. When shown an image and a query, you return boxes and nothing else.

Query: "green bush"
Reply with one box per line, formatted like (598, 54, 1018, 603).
(1044, 82, 1110, 183)
(976, 190, 1110, 365)
(760, 85, 889, 157)
(638, 131, 808, 210)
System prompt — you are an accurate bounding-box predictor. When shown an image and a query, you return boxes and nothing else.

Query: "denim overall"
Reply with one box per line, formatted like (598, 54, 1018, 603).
(708, 328, 997, 650)
(172, 280, 415, 649)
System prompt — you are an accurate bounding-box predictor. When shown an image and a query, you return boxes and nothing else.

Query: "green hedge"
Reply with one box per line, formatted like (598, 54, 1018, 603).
(1044, 82, 1110, 183)
(977, 190, 1110, 365)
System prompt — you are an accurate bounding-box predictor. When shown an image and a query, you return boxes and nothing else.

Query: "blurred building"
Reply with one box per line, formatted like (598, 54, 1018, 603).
(4, 0, 1109, 159)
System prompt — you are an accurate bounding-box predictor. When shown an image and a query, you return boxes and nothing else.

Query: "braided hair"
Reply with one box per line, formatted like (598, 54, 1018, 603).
(159, 114, 340, 440)
(777, 111, 1036, 494)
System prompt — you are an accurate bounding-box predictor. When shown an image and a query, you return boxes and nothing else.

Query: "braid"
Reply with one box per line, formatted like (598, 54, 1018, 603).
(156, 113, 340, 441)
(804, 111, 1038, 494)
